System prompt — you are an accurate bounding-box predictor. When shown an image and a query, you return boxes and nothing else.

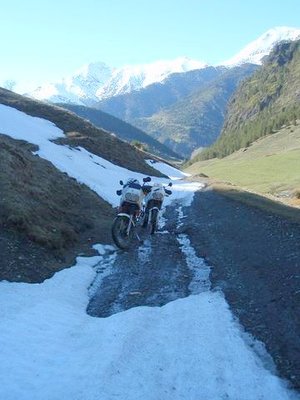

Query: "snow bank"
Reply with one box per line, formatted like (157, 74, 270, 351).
(146, 159, 188, 180)
(0, 104, 201, 207)
(145, 159, 204, 206)
(0, 256, 298, 400)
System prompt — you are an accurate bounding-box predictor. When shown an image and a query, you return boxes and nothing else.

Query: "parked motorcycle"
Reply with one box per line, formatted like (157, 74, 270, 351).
(142, 182, 172, 234)
(111, 177, 151, 249)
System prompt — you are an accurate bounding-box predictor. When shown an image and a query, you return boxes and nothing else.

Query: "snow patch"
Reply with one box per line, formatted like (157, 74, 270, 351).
(176, 206, 211, 293)
(0, 256, 297, 400)
(146, 159, 188, 180)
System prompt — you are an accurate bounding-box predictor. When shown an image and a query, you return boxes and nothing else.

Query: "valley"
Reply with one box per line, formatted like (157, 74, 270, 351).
(1, 19, 300, 400)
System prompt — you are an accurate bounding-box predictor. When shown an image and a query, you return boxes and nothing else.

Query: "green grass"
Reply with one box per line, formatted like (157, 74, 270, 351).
(185, 125, 300, 201)
(189, 150, 300, 193)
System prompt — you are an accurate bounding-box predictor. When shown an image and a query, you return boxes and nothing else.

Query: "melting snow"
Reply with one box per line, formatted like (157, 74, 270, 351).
(0, 256, 298, 400)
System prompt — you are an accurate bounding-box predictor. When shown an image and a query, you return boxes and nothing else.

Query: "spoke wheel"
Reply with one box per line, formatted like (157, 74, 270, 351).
(111, 215, 134, 249)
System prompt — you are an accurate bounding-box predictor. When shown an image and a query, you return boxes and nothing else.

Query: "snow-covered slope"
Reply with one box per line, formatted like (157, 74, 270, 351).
(0, 104, 198, 206)
(27, 57, 207, 105)
(222, 26, 300, 67)
(29, 62, 113, 105)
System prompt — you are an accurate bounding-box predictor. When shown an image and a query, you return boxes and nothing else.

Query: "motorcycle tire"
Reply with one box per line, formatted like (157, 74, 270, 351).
(111, 215, 134, 249)
(150, 209, 159, 235)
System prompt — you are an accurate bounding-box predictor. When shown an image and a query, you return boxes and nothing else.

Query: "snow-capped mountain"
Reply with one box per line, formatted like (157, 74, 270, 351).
(221, 26, 300, 66)
(27, 57, 207, 105)
(29, 62, 113, 105)
(22, 27, 300, 105)
(96, 57, 208, 99)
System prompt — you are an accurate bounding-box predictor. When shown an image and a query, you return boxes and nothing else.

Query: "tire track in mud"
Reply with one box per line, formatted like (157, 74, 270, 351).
(87, 203, 209, 318)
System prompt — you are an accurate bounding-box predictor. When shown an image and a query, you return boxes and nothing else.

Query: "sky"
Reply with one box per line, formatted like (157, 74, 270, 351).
(1, 0, 300, 92)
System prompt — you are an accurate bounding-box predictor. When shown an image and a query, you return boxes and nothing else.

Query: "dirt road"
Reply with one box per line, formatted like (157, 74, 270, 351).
(187, 188, 300, 389)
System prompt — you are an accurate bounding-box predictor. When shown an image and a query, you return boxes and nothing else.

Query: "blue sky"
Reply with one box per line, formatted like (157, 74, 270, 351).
(1, 0, 300, 91)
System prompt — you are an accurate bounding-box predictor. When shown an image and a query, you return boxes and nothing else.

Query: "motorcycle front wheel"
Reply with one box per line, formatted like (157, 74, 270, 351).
(111, 215, 134, 249)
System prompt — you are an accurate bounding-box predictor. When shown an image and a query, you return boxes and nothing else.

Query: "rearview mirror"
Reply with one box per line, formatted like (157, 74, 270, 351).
(116, 190, 122, 196)
(143, 177, 151, 183)
(119, 180, 124, 185)
(168, 182, 173, 187)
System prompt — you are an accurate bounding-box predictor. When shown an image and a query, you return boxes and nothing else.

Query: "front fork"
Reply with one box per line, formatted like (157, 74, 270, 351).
(126, 215, 134, 236)
(126, 214, 142, 243)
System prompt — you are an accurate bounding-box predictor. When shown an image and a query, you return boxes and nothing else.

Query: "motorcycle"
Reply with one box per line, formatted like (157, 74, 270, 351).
(111, 177, 151, 249)
(142, 182, 172, 235)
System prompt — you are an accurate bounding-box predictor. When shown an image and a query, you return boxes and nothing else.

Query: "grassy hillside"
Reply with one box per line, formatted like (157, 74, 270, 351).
(0, 88, 163, 177)
(134, 65, 257, 157)
(185, 124, 300, 207)
(58, 103, 181, 160)
(195, 40, 300, 161)
(0, 134, 115, 282)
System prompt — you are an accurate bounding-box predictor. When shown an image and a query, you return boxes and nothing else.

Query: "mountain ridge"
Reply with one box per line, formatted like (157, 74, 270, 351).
(25, 57, 208, 105)
(12, 26, 300, 106)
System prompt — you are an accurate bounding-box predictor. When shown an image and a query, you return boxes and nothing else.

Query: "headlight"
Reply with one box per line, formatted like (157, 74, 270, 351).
(125, 192, 140, 202)
(152, 192, 164, 200)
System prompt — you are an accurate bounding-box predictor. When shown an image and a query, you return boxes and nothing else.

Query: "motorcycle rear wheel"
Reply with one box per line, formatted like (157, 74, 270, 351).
(150, 209, 159, 235)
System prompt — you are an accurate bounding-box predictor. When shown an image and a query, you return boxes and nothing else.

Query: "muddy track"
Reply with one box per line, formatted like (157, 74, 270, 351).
(87, 205, 196, 318)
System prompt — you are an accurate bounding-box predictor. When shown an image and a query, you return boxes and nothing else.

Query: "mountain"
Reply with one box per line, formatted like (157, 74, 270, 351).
(222, 26, 300, 66)
(27, 57, 208, 105)
(190, 39, 300, 162)
(96, 66, 226, 121)
(93, 27, 300, 158)
(130, 64, 257, 157)
(28, 62, 112, 106)
(96, 57, 208, 99)
(23, 26, 300, 107)
(58, 103, 181, 160)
